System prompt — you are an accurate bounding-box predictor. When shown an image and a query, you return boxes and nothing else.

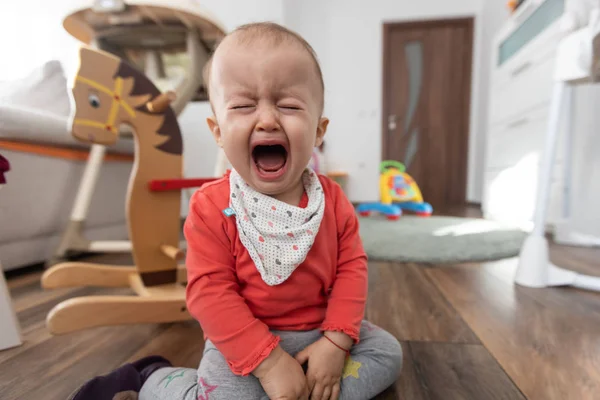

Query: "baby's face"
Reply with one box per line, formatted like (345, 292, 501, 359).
(207, 40, 327, 198)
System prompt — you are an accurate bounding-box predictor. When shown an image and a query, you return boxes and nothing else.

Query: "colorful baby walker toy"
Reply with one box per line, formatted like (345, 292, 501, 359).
(357, 161, 433, 220)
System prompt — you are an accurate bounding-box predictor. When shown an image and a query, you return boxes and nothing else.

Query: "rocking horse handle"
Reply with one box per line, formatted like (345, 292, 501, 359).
(146, 91, 177, 113)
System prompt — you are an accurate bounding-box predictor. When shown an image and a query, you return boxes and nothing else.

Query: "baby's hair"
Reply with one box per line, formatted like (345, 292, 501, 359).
(203, 22, 325, 112)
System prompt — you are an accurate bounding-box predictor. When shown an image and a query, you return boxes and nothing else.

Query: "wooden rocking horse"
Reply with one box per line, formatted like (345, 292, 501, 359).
(41, 46, 216, 334)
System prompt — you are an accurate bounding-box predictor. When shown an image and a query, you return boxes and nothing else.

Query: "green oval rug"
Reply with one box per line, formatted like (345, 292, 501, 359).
(358, 215, 527, 264)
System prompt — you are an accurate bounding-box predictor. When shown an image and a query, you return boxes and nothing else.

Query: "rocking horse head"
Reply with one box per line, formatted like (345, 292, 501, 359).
(68, 46, 182, 154)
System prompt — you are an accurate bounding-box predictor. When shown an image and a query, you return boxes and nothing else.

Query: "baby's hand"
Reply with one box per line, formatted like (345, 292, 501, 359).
(253, 345, 309, 400)
(295, 332, 352, 400)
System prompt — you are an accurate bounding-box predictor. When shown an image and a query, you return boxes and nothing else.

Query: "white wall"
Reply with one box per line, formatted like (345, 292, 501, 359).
(0, 0, 81, 81)
(284, 0, 487, 203)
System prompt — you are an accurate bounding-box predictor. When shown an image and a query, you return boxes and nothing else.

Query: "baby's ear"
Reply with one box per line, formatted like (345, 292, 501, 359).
(315, 117, 329, 147)
(207, 116, 223, 147)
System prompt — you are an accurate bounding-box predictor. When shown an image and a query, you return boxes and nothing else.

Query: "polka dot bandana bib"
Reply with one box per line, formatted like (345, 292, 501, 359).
(229, 168, 325, 286)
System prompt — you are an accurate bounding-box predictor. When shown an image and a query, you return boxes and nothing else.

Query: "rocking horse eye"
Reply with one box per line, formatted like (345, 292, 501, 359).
(88, 94, 101, 108)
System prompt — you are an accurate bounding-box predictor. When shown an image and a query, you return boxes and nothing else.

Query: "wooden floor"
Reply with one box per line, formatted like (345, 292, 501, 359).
(1, 210, 600, 399)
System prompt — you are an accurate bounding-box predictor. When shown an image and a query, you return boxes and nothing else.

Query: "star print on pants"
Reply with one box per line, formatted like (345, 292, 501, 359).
(163, 370, 185, 388)
(197, 377, 218, 400)
(342, 356, 362, 379)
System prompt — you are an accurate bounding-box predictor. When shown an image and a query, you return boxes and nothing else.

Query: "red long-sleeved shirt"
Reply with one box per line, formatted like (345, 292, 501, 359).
(184, 172, 368, 376)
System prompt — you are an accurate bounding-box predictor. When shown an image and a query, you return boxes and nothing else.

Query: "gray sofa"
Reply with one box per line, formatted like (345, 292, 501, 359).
(0, 61, 132, 271)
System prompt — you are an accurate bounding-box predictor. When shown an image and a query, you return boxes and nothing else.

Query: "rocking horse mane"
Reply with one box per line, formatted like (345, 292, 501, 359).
(113, 61, 183, 155)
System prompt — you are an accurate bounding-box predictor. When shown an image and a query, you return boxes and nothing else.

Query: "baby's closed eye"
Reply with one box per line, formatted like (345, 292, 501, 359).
(230, 104, 256, 110)
(278, 104, 302, 110)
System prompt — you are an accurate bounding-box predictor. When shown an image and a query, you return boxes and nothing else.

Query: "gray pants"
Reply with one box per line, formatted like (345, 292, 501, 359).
(139, 321, 402, 400)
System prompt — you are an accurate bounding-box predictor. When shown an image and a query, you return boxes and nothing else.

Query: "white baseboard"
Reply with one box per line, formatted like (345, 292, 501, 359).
(0, 222, 128, 271)
(553, 220, 600, 247)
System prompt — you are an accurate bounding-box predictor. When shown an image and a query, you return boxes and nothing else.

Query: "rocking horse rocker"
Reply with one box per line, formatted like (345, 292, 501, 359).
(41, 46, 215, 334)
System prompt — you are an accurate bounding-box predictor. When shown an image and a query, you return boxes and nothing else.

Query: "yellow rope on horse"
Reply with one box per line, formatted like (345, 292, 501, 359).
(74, 76, 136, 124)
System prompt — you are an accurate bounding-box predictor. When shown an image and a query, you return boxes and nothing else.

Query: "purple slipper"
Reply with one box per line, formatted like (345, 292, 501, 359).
(68, 355, 172, 400)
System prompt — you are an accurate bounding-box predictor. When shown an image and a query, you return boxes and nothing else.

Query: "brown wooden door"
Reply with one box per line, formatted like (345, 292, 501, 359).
(382, 18, 474, 209)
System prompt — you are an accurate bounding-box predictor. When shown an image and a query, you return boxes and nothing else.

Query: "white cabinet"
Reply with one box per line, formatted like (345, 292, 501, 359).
(484, 0, 600, 242)
(483, 0, 569, 226)
(488, 55, 556, 126)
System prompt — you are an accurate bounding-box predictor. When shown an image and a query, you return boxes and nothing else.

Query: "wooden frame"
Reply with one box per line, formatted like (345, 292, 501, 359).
(381, 17, 474, 205)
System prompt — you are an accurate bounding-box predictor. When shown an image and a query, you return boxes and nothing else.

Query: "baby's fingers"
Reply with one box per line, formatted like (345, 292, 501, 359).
(306, 373, 316, 396)
(310, 382, 324, 400)
(331, 382, 340, 400)
(321, 385, 332, 400)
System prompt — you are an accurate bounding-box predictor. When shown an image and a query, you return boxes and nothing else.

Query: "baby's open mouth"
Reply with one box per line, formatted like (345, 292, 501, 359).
(252, 143, 288, 178)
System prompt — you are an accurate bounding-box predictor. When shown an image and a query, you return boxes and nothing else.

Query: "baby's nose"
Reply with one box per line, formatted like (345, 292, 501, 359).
(256, 107, 280, 132)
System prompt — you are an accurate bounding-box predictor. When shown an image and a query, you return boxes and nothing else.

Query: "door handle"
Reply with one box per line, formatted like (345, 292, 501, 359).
(506, 117, 529, 130)
(511, 61, 531, 77)
(388, 114, 397, 131)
